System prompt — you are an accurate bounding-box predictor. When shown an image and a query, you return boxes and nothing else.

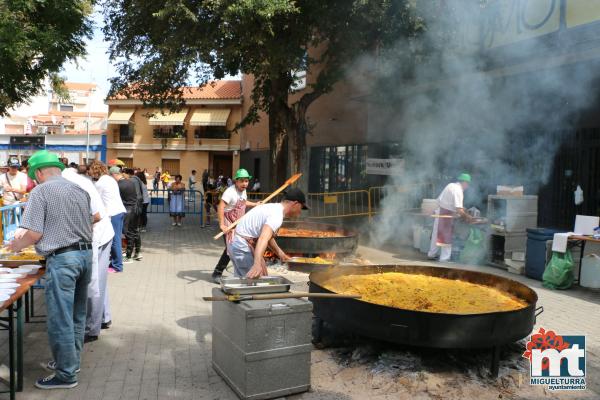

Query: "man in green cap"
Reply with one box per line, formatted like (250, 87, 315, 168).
(8, 150, 96, 389)
(211, 168, 261, 282)
(427, 173, 474, 262)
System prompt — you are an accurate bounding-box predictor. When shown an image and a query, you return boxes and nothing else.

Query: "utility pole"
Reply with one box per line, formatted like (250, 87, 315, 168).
(86, 87, 94, 162)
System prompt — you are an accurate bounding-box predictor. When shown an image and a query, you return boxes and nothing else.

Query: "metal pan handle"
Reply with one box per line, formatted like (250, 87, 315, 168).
(535, 306, 544, 323)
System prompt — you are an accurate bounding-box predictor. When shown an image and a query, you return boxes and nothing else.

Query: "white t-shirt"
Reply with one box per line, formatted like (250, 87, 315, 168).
(235, 203, 284, 239)
(94, 175, 127, 217)
(221, 186, 247, 212)
(0, 171, 27, 205)
(437, 182, 464, 212)
(62, 169, 114, 246)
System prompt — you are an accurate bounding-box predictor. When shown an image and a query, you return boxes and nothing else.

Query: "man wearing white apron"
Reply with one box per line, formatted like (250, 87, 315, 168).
(428, 173, 472, 262)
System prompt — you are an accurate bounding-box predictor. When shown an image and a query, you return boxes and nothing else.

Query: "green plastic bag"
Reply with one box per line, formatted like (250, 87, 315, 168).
(459, 228, 487, 265)
(542, 250, 574, 290)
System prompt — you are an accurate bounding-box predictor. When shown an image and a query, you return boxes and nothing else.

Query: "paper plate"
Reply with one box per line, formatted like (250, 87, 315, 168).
(11, 268, 30, 275)
(0, 282, 20, 289)
(0, 267, 13, 273)
(0, 288, 15, 295)
(2, 273, 25, 279)
(18, 265, 42, 274)
(0, 277, 17, 283)
(0, 294, 9, 302)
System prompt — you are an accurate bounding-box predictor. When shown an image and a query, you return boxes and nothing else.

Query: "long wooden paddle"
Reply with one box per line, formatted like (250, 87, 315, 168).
(213, 173, 303, 240)
(203, 292, 360, 302)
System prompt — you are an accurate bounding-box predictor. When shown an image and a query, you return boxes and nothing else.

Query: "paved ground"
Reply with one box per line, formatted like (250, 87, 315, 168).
(0, 212, 598, 399)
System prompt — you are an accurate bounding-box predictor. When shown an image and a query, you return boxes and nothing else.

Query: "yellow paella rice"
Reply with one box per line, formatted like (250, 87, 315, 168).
(322, 272, 528, 314)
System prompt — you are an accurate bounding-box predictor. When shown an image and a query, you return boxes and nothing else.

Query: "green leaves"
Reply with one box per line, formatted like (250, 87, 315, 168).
(0, 0, 93, 115)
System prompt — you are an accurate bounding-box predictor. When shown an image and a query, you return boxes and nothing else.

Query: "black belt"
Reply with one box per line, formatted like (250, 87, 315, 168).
(49, 242, 93, 257)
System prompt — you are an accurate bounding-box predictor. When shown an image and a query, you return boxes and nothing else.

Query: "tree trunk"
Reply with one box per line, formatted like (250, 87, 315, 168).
(267, 76, 291, 190)
(288, 106, 310, 193)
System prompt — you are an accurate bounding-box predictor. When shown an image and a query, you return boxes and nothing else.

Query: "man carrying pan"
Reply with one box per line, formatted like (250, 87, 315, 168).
(227, 188, 308, 278)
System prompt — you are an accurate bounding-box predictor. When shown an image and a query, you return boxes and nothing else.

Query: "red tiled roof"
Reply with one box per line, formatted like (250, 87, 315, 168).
(180, 81, 241, 99)
(110, 80, 241, 100)
(65, 82, 97, 91)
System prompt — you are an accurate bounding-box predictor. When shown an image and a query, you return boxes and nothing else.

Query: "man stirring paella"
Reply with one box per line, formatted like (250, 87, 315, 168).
(228, 188, 309, 278)
(427, 173, 474, 262)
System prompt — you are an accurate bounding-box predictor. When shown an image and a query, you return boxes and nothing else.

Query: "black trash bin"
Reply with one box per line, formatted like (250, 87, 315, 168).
(525, 228, 564, 280)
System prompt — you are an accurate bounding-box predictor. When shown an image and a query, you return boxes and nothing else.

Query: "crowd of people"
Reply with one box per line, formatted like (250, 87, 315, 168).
(3, 151, 155, 389)
(2, 153, 307, 390)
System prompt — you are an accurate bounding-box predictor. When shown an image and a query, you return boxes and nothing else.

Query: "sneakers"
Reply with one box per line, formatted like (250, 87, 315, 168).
(101, 320, 112, 330)
(176, 222, 182, 227)
(123, 257, 134, 264)
(133, 253, 143, 261)
(46, 361, 80, 373)
(84, 335, 98, 343)
(140, 228, 147, 233)
(172, 222, 177, 226)
(35, 374, 78, 390)
(211, 271, 223, 284)
(108, 267, 120, 273)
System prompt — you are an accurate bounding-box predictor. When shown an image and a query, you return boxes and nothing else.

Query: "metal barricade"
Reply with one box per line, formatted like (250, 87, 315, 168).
(0, 203, 26, 243)
(306, 190, 371, 219)
(148, 189, 204, 224)
(369, 183, 434, 216)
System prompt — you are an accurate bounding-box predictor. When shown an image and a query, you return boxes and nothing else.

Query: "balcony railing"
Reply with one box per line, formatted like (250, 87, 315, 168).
(153, 128, 186, 139)
(194, 128, 230, 139)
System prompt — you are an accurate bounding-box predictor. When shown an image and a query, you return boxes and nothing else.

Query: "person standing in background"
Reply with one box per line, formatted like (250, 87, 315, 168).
(0, 157, 27, 205)
(135, 171, 150, 232)
(160, 170, 171, 190)
(110, 167, 142, 263)
(153, 167, 160, 191)
(89, 161, 126, 274)
(169, 175, 186, 226)
(20, 159, 36, 193)
(201, 169, 209, 192)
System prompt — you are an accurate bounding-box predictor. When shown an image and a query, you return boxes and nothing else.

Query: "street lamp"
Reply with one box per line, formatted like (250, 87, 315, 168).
(86, 87, 95, 162)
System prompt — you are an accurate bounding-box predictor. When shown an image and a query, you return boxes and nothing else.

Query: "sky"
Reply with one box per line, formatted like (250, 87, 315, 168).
(61, 11, 113, 99)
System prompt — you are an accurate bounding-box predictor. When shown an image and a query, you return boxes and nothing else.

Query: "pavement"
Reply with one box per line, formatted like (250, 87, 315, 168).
(0, 212, 598, 399)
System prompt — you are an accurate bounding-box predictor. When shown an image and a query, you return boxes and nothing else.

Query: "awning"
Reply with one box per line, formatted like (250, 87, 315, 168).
(147, 109, 189, 126)
(107, 109, 135, 125)
(189, 108, 230, 126)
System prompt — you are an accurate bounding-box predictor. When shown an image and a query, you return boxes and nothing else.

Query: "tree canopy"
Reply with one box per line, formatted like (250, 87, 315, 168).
(0, 0, 94, 115)
(104, 0, 422, 186)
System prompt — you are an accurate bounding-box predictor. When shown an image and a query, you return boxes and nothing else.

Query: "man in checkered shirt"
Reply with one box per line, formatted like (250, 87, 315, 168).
(8, 150, 98, 390)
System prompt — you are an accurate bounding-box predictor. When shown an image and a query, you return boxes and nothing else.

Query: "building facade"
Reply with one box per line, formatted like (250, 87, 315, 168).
(0, 81, 108, 164)
(105, 81, 242, 178)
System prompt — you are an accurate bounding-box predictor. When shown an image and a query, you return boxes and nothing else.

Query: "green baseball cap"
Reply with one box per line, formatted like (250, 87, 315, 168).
(27, 150, 65, 180)
(457, 173, 472, 182)
(234, 168, 252, 180)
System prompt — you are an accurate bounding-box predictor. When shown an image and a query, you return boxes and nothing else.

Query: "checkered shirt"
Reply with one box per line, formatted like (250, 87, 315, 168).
(20, 175, 93, 256)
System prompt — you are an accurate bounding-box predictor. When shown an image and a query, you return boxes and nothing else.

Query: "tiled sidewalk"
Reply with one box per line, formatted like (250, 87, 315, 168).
(0, 213, 598, 399)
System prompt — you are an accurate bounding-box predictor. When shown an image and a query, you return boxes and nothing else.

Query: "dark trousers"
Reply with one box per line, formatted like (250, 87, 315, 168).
(123, 207, 141, 257)
(213, 237, 230, 274)
(140, 203, 148, 228)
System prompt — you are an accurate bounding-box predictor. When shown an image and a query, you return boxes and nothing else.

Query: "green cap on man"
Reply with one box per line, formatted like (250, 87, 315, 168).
(27, 150, 65, 180)
(234, 168, 252, 180)
(457, 173, 472, 183)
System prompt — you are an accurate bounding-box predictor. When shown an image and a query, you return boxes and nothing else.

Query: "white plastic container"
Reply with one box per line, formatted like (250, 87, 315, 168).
(421, 199, 438, 215)
(412, 224, 421, 248)
(17, 265, 41, 274)
(581, 254, 600, 289)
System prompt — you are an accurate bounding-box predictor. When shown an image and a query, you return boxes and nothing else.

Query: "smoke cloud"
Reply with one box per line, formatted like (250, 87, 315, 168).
(349, 1, 600, 243)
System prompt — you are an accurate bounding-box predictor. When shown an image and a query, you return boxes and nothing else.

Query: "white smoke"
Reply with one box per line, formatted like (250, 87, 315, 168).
(349, 1, 600, 243)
